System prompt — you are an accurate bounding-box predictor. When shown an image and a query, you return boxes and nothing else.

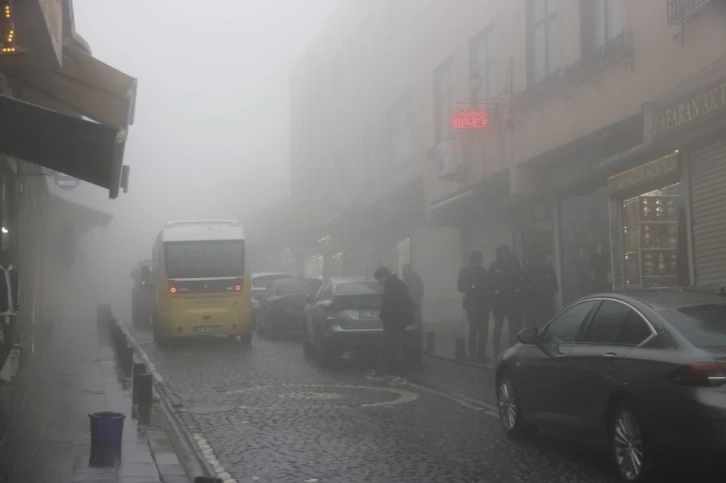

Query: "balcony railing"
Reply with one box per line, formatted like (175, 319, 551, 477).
(515, 69, 563, 109)
(565, 31, 633, 84)
(667, 0, 712, 25)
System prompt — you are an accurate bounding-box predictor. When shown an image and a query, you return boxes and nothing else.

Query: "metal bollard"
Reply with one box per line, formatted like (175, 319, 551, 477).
(455, 337, 466, 360)
(425, 331, 435, 353)
(121, 344, 134, 375)
(132, 362, 147, 405)
(137, 373, 153, 408)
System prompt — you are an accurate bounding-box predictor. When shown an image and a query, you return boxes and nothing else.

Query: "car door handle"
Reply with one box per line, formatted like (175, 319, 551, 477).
(602, 352, 617, 358)
(555, 353, 566, 359)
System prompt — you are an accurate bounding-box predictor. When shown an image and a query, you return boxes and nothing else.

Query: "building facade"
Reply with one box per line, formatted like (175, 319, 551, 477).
(0, 0, 136, 372)
(286, 0, 726, 333)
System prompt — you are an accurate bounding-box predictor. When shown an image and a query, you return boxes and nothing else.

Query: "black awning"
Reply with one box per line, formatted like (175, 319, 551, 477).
(0, 93, 122, 190)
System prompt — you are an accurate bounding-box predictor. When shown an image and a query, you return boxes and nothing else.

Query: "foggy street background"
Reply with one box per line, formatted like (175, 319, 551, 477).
(62, 0, 337, 319)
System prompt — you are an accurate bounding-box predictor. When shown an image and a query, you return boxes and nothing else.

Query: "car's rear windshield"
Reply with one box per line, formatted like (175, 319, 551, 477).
(276, 280, 312, 296)
(253, 274, 292, 289)
(666, 304, 726, 348)
(335, 281, 382, 296)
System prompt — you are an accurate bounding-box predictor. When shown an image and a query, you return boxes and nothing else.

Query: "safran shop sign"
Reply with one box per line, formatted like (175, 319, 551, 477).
(53, 172, 79, 190)
(652, 78, 726, 138)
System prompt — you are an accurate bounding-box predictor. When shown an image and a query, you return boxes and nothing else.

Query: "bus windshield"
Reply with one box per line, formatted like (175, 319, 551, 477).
(165, 240, 244, 279)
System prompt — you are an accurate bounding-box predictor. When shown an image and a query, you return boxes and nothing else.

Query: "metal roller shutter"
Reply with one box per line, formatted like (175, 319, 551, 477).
(690, 141, 726, 285)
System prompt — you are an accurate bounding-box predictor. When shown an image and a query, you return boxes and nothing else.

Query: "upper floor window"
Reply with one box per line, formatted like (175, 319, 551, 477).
(359, 126, 375, 186)
(470, 26, 496, 98)
(527, 0, 560, 84)
(433, 58, 455, 144)
(388, 96, 410, 166)
(581, 0, 626, 55)
(386, 0, 404, 29)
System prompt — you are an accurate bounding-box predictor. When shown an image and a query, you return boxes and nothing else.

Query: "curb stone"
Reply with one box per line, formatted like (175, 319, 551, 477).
(119, 323, 219, 482)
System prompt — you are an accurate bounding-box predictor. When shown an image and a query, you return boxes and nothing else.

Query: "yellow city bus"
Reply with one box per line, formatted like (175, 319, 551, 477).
(150, 220, 252, 346)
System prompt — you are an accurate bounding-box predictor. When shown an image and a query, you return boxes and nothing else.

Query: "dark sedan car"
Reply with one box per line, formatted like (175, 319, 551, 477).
(257, 278, 318, 339)
(302, 277, 423, 368)
(495, 289, 726, 482)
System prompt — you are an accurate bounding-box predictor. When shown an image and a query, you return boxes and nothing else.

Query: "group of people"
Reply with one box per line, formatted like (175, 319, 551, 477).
(364, 245, 558, 383)
(458, 245, 558, 363)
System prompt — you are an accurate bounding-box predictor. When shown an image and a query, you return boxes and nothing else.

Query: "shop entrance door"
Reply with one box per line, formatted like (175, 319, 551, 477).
(518, 219, 554, 269)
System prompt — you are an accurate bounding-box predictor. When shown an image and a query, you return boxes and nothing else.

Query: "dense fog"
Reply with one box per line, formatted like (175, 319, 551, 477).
(55, 0, 337, 321)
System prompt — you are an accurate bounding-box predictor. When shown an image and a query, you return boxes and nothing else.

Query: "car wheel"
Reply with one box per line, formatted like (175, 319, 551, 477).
(611, 400, 653, 482)
(303, 336, 314, 357)
(406, 349, 423, 370)
(316, 337, 334, 368)
(238, 333, 252, 345)
(497, 374, 536, 438)
(152, 316, 169, 348)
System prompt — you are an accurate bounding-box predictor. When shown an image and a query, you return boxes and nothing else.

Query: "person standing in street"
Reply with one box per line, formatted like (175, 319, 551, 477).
(367, 266, 414, 385)
(489, 245, 522, 361)
(402, 264, 424, 327)
(458, 251, 490, 362)
(521, 252, 558, 331)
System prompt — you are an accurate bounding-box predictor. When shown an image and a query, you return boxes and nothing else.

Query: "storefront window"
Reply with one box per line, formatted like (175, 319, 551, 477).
(305, 254, 323, 279)
(521, 219, 553, 267)
(560, 188, 610, 305)
(617, 183, 683, 289)
(395, 238, 411, 275)
(329, 252, 343, 277)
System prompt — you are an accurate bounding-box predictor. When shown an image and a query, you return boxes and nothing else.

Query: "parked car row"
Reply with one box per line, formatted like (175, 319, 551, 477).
(254, 275, 423, 369)
(496, 287, 726, 482)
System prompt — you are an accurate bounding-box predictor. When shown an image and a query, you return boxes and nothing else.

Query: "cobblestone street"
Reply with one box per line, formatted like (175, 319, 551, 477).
(127, 327, 725, 483)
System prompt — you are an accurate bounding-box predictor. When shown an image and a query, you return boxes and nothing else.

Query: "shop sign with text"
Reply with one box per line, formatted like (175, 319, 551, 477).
(652, 78, 726, 138)
(608, 153, 679, 195)
(451, 109, 489, 130)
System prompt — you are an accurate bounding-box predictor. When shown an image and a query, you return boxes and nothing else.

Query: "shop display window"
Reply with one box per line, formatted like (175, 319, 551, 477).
(620, 183, 682, 289)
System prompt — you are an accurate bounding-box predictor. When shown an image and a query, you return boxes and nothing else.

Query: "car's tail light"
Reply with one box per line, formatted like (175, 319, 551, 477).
(666, 362, 726, 387)
(234, 279, 243, 292)
(169, 282, 177, 294)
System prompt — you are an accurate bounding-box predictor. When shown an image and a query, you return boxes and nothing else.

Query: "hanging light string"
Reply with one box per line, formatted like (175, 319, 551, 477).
(0, 0, 17, 54)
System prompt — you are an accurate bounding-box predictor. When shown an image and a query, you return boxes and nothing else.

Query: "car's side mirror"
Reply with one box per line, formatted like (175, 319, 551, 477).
(518, 327, 539, 345)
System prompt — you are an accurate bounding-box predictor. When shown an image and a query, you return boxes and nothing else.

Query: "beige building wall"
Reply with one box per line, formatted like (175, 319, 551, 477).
(290, 0, 726, 330)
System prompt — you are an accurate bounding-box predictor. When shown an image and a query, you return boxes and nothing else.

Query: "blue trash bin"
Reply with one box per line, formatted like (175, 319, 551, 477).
(89, 411, 126, 445)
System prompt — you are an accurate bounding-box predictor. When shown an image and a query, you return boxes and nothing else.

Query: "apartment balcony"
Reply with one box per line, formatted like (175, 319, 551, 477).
(667, 0, 713, 25)
(564, 31, 633, 84)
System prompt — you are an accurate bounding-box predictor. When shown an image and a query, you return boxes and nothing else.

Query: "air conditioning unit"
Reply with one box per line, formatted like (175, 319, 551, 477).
(435, 138, 467, 181)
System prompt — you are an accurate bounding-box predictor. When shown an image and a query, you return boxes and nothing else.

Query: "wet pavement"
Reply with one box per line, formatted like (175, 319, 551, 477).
(123, 328, 720, 483)
(0, 318, 186, 483)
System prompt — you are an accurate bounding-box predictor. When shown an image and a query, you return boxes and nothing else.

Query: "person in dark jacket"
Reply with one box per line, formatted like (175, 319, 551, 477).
(458, 251, 490, 362)
(367, 267, 414, 384)
(489, 245, 522, 360)
(402, 264, 424, 327)
(521, 252, 558, 330)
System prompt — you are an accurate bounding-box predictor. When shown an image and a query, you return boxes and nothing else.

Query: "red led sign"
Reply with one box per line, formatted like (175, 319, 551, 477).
(451, 109, 489, 130)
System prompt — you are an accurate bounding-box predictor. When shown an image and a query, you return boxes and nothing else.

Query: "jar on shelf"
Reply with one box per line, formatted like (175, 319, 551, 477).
(644, 252, 655, 276)
(655, 199, 665, 220)
(658, 254, 667, 276)
(667, 199, 677, 220)
(669, 252, 678, 274)
(642, 198, 652, 220)
(643, 225, 653, 248)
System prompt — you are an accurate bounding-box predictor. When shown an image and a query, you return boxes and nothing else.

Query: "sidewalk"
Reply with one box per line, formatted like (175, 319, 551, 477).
(0, 315, 186, 483)
(425, 317, 511, 368)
